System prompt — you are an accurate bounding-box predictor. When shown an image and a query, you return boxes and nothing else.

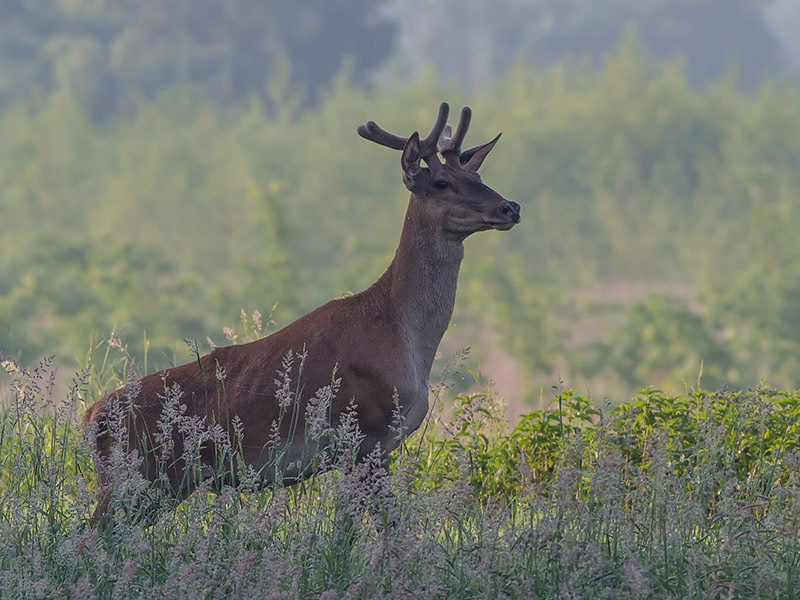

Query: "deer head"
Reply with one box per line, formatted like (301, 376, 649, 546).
(358, 102, 520, 242)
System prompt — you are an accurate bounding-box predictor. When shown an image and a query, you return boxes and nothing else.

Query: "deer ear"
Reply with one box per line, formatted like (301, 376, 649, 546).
(401, 131, 423, 190)
(460, 133, 501, 172)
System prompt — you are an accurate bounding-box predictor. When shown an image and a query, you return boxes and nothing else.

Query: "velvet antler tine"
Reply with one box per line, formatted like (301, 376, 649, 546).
(450, 106, 471, 151)
(437, 105, 472, 160)
(420, 102, 449, 156)
(357, 120, 408, 150)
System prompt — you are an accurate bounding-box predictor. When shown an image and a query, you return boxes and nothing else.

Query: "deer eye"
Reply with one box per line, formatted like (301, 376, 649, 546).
(434, 180, 449, 189)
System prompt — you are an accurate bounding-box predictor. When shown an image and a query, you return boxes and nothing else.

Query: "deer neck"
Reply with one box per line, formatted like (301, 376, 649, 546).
(380, 196, 464, 379)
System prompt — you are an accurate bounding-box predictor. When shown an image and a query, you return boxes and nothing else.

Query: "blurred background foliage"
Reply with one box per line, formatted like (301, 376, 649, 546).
(2, 0, 800, 408)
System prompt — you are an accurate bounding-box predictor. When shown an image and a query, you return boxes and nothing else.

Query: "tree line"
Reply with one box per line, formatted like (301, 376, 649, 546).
(2, 39, 800, 401)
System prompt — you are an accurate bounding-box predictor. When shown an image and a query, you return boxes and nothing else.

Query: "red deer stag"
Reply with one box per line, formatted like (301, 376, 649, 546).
(83, 102, 520, 524)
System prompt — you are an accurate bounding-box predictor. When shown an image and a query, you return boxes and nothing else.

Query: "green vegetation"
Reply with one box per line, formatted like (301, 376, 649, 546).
(3, 39, 800, 400)
(3, 0, 793, 116)
(0, 0, 394, 116)
(3, 14, 800, 596)
(2, 345, 800, 598)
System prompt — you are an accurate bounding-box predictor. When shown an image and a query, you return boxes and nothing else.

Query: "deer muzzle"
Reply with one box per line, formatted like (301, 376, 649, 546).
(503, 201, 521, 224)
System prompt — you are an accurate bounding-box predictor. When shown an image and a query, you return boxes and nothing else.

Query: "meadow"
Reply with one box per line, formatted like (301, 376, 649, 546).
(2, 329, 800, 598)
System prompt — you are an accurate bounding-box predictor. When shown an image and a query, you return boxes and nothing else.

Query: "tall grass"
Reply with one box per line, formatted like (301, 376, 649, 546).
(1, 334, 799, 599)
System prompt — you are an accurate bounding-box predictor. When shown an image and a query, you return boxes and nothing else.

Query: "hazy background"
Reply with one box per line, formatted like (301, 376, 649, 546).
(2, 0, 800, 414)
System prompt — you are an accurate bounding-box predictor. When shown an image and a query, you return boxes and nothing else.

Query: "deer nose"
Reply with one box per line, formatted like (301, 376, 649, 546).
(502, 201, 521, 223)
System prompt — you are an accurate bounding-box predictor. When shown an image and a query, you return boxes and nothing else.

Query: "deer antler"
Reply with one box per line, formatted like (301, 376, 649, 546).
(357, 102, 451, 160)
(358, 102, 499, 171)
(436, 106, 472, 163)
